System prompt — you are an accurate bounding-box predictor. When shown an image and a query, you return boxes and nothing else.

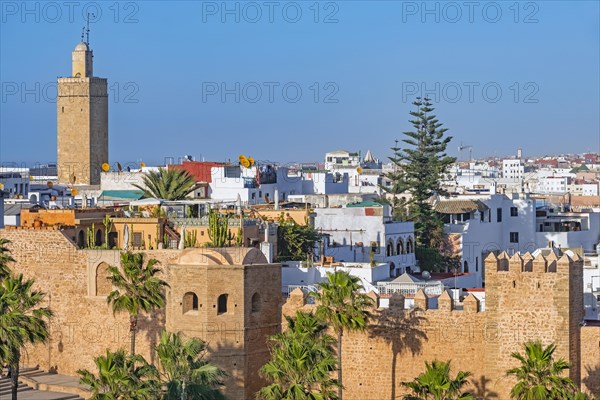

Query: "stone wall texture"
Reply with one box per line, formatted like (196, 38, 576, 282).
(283, 251, 600, 400)
(0, 229, 281, 400)
(2, 229, 599, 399)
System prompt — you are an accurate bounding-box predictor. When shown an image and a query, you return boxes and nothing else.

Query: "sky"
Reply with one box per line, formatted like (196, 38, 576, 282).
(1, 0, 599, 167)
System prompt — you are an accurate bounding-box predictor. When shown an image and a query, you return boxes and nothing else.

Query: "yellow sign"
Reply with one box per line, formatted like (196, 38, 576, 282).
(102, 163, 110, 172)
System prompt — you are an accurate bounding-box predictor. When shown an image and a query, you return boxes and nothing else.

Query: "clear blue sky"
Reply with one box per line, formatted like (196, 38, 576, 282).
(1, 0, 599, 166)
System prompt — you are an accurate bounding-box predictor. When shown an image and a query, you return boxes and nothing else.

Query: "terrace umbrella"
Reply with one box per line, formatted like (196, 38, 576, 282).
(123, 224, 130, 250)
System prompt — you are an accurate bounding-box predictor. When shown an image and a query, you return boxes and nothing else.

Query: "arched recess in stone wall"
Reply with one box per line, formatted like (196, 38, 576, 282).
(251, 292, 261, 313)
(95, 262, 112, 296)
(183, 292, 199, 314)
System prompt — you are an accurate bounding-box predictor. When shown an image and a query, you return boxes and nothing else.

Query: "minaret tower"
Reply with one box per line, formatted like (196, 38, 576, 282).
(57, 23, 108, 186)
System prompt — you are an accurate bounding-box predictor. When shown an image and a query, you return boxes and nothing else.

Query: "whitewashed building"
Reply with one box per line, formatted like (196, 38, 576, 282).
(313, 201, 416, 276)
(502, 159, 524, 181)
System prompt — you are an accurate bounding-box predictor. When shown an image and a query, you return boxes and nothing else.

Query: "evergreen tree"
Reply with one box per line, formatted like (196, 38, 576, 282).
(383, 98, 456, 248)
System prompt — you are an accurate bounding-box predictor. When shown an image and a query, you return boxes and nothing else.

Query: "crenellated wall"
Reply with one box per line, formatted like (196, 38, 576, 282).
(283, 250, 598, 400)
(1, 227, 598, 399)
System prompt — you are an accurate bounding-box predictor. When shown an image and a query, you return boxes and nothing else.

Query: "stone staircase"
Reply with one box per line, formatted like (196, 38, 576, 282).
(0, 367, 85, 400)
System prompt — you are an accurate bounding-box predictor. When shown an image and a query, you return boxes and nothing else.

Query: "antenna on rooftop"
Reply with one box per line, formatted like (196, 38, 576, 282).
(83, 13, 95, 45)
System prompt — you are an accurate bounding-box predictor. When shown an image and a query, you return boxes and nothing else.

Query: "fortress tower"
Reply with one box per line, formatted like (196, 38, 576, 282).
(166, 248, 282, 400)
(57, 40, 108, 185)
(483, 249, 584, 394)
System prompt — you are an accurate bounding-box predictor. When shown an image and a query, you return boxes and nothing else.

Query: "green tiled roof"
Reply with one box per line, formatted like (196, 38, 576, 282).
(347, 201, 383, 208)
(100, 190, 144, 200)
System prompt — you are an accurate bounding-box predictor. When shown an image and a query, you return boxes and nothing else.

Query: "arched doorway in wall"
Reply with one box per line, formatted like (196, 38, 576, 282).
(389, 262, 396, 278)
(463, 260, 469, 273)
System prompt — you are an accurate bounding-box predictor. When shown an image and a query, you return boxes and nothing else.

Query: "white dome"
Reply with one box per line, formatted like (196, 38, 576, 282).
(74, 42, 89, 52)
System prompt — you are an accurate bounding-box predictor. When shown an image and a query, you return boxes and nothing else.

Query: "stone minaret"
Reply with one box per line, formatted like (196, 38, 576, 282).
(57, 41, 108, 185)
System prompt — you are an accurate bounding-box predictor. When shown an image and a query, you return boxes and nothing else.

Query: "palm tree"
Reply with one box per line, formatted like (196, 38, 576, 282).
(506, 341, 577, 399)
(258, 311, 339, 400)
(106, 252, 169, 355)
(310, 271, 374, 400)
(0, 238, 15, 278)
(402, 360, 474, 400)
(155, 330, 226, 400)
(134, 167, 196, 200)
(78, 349, 160, 399)
(0, 273, 53, 400)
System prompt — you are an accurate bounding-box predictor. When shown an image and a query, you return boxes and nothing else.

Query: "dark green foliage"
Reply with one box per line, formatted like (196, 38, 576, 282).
(310, 271, 375, 400)
(276, 219, 319, 262)
(402, 360, 474, 400)
(0, 272, 53, 400)
(134, 168, 196, 200)
(258, 311, 339, 400)
(155, 330, 226, 400)
(382, 98, 456, 248)
(0, 238, 14, 278)
(506, 341, 578, 400)
(78, 349, 160, 399)
(106, 252, 169, 355)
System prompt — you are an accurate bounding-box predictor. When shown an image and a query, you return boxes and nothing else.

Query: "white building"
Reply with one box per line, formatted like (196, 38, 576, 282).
(502, 159, 524, 181)
(324, 150, 361, 171)
(313, 202, 416, 276)
(538, 176, 570, 194)
(0, 169, 30, 199)
(583, 245, 600, 320)
(569, 182, 599, 197)
(324, 150, 383, 195)
(438, 193, 600, 288)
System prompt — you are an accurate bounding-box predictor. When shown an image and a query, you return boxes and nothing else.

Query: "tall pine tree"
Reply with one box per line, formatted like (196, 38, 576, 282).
(384, 98, 456, 250)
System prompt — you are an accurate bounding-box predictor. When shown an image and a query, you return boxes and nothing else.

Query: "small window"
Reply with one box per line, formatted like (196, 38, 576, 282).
(497, 208, 502, 222)
(217, 294, 228, 315)
(510, 232, 519, 243)
(183, 292, 199, 314)
(132, 232, 142, 248)
(251, 193, 256, 200)
(251, 292, 261, 313)
(510, 207, 518, 217)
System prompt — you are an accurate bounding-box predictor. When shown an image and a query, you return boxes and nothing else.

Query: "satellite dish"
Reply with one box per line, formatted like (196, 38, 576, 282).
(421, 271, 431, 280)
(117, 162, 123, 172)
(102, 163, 110, 172)
(71, 189, 78, 196)
(140, 161, 146, 168)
